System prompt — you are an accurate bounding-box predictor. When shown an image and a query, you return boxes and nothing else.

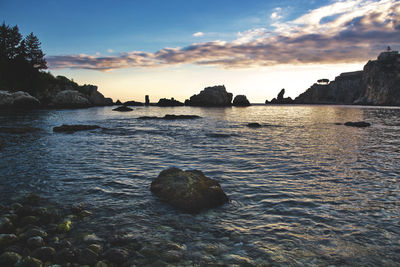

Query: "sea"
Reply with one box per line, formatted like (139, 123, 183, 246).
(0, 105, 399, 266)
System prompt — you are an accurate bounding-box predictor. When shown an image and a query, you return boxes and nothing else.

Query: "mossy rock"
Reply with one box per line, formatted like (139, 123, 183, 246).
(57, 220, 72, 233)
(150, 167, 228, 213)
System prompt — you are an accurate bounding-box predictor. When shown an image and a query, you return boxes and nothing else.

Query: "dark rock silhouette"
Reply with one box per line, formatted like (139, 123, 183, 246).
(145, 95, 150, 106)
(124, 100, 144, 106)
(150, 167, 228, 213)
(247, 123, 262, 128)
(185, 85, 233, 107)
(157, 98, 184, 107)
(267, 89, 293, 104)
(113, 106, 133, 112)
(232, 95, 251, 106)
(0, 126, 41, 134)
(53, 124, 101, 133)
(115, 100, 122, 105)
(344, 121, 371, 127)
(138, 115, 200, 120)
(87, 86, 113, 106)
(295, 50, 400, 106)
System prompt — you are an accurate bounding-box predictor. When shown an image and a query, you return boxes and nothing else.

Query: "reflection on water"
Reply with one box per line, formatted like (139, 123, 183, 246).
(1, 105, 400, 265)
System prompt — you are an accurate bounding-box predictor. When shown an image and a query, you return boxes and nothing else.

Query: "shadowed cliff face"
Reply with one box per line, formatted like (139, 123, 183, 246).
(295, 51, 400, 106)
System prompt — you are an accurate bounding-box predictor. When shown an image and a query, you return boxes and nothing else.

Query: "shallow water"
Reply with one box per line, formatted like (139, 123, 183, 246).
(1, 105, 400, 265)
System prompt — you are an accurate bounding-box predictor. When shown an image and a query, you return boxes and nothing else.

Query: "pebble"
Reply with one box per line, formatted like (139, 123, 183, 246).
(104, 248, 129, 264)
(0, 233, 18, 247)
(27, 236, 45, 248)
(162, 250, 184, 263)
(24, 228, 48, 238)
(79, 248, 98, 265)
(17, 256, 43, 267)
(0, 251, 22, 266)
(83, 233, 103, 243)
(31, 246, 56, 262)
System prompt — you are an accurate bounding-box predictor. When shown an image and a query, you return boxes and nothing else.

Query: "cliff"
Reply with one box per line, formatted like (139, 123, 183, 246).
(294, 51, 400, 106)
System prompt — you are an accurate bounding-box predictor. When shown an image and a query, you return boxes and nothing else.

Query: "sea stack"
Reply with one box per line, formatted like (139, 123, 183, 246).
(145, 95, 150, 106)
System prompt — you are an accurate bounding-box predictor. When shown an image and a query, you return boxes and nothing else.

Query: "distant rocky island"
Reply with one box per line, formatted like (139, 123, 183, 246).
(267, 49, 400, 106)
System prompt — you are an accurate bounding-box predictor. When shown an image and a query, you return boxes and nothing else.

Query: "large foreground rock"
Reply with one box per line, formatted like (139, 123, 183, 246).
(88, 88, 113, 106)
(52, 90, 90, 108)
(185, 85, 233, 107)
(151, 167, 228, 213)
(232, 95, 250, 106)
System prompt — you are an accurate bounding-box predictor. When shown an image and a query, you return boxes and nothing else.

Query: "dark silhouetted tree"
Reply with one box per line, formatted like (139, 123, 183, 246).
(25, 32, 47, 70)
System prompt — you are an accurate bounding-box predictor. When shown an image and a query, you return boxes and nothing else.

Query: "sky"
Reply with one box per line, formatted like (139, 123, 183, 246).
(1, 0, 399, 103)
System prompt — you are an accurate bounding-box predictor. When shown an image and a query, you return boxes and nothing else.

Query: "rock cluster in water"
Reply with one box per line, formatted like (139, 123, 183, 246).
(157, 98, 184, 107)
(0, 91, 41, 109)
(151, 167, 229, 213)
(138, 115, 201, 120)
(53, 124, 101, 133)
(232, 95, 251, 106)
(185, 85, 233, 107)
(294, 50, 400, 106)
(266, 89, 293, 104)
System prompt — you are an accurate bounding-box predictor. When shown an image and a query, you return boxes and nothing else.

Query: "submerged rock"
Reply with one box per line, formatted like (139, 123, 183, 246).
(0, 126, 41, 134)
(113, 106, 133, 112)
(53, 124, 101, 133)
(104, 248, 129, 264)
(124, 100, 144, 106)
(232, 95, 251, 106)
(138, 115, 201, 120)
(0, 251, 22, 266)
(344, 121, 371, 127)
(151, 167, 228, 213)
(247, 123, 262, 128)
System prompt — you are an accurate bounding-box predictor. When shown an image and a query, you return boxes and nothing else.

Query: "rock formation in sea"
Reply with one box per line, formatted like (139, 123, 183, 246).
(294, 50, 400, 105)
(145, 95, 150, 106)
(53, 124, 101, 133)
(266, 89, 293, 104)
(124, 100, 144, 106)
(232, 95, 251, 106)
(184, 85, 233, 107)
(113, 106, 133, 112)
(157, 98, 184, 107)
(150, 167, 228, 213)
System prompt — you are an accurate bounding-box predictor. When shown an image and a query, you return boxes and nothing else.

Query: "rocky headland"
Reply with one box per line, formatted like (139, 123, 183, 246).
(185, 85, 233, 107)
(293, 50, 400, 106)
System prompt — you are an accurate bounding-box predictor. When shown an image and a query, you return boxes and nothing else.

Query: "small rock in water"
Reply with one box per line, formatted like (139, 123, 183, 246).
(0, 252, 22, 266)
(104, 248, 129, 264)
(53, 124, 101, 133)
(344, 121, 371, 127)
(83, 233, 103, 243)
(57, 220, 72, 233)
(247, 123, 262, 128)
(151, 167, 228, 213)
(79, 248, 98, 265)
(0, 234, 18, 247)
(113, 105, 133, 112)
(31, 246, 56, 262)
(24, 228, 48, 239)
(18, 256, 43, 267)
(27, 236, 45, 248)
(88, 244, 103, 254)
(162, 250, 184, 263)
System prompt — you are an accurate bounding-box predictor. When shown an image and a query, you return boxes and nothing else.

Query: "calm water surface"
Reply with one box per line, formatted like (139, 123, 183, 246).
(1, 105, 399, 266)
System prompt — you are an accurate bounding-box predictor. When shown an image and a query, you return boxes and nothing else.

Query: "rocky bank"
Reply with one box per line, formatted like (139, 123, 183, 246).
(294, 50, 400, 106)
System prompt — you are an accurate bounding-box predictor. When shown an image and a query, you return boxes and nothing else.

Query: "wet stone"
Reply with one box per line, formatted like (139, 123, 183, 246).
(83, 233, 103, 244)
(0, 234, 18, 248)
(27, 236, 44, 248)
(162, 250, 184, 263)
(95, 261, 108, 267)
(0, 251, 22, 266)
(24, 228, 48, 239)
(31, 246, 56, 262)
(20, 215, 40, 226)
(104, 248, 129, 264)
(79, 248, 98, 265)
(88, 244, 103, 254)
(0, 217, 13, 232)
(54, 247, 78, 263)
(17, 256, 43, 267)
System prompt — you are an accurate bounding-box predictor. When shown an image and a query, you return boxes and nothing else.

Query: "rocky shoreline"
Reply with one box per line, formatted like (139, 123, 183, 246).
(0, 193, 204, 266)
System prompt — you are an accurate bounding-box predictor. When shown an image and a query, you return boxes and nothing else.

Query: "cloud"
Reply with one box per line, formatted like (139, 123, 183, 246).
(193, 32, 204, 37)
(47, 0, 400, 71)
(107, 49, 114, 53)
(270, 7, 282, 20)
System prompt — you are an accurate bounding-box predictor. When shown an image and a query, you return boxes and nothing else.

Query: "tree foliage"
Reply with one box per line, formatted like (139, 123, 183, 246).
(0, 22, 47, 93)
